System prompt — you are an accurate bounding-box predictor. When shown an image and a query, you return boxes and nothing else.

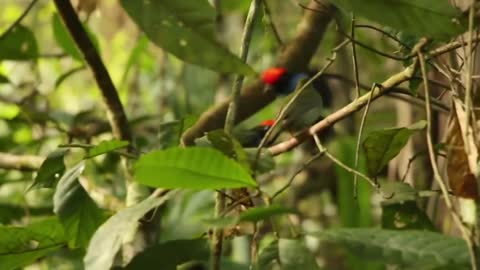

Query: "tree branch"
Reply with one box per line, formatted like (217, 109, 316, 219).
(181, 0, 335, 145)
(0, 153, 43, 171)
(268, 63, 417, 156)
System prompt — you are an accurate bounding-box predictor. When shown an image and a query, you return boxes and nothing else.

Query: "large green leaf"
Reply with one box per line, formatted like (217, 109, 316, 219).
(0, 217, 66, 270)
(85, 139, 129, 159)
(123, 238, 209, 270)
(53, 161, 107, 248)
(311, 228, 470, 269)
(119, 0, 255, 76)
(0, 24, 38, 60)
(135, 147, 257, 189)
(382, 201, 436, 231)
(28, 149, 67, 191)
(329, 0, 464, 39)
(363, 120, 427, 177)
(84, 192, 175, 270)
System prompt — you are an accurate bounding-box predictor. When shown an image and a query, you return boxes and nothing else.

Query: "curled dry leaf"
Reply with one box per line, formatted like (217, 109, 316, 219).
(446, 104, 478, 199)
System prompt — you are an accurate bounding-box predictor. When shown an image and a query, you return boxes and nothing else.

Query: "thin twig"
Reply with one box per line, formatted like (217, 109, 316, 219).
(464, 3, 476, 154)
(271, 152, 324, 200)
(313, 134, 379, 190)
(0, 0, 38, 39)
(353, 85, 375, 198)
(355, 24, 409, 49)
(268, 62, 417, 156)
(255, 39, 350, 166)
(213, 1, 262, 269)
(263, 0, 283, 47)
(418, 50, 478, 270)
(351, 14, 360, 98)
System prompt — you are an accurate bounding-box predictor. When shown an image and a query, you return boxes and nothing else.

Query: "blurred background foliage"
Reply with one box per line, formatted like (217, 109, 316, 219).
(0, 0, 463, 269)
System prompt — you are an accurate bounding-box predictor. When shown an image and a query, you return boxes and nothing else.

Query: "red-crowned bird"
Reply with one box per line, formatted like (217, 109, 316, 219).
(261, 67, 332, 135)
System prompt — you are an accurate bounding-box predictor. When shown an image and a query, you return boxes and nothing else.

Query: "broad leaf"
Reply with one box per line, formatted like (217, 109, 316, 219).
(28, 149, 67, 191)
(123, 238, 209, 270)
(329, 0, 464, 39)
(312, 228, 470, 269)
(85, 139, 129, 159)
(120, 0, 255, 75)
(382, 201, 436, 231)
(0, 24, 38, 60)
(363, 120, 427, 177)
(135, 147, 257, 189)
(0, 217, 66, 270)
(53, 161, 107, 248)
(84, 192, 175, 270)
(206, 129, 250, 172)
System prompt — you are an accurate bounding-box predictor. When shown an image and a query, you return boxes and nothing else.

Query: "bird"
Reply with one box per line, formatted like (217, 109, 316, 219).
(260, 67, 332, 136)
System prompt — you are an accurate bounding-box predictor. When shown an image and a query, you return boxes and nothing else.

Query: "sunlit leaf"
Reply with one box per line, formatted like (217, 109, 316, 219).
(0, 25, 38, 60)
(0, 217, 66, 270)
(135, 147, 257, 189)
(363, 120, 427, 177)
(311, 228, 469, 269)
(85, 139, 129, 159)
(329, 0, 464, 39)
(120, 0, 256, 75)
(53, 161, 107, 248)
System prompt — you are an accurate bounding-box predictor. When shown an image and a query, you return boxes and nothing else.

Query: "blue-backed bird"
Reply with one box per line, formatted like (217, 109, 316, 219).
(261, 67, 332, 137)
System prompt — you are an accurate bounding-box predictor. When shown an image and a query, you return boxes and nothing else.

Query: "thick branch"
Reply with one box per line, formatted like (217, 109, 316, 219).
(53, 0, 131, 143)
(0, 153, 43, 171)
(181, 0, 335, 145)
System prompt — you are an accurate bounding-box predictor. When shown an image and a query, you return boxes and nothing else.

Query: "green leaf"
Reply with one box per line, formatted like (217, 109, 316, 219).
(379, 180, 417, 203)
(256, 240, 279, 269)
(53, 161, 107, 248)
(245, 148, 275, 174)
(206, 129, 250, 172)
(0, 24, 38, 60)
(239, 205, 296, 222)
(382, 201, 436, 231)
(311, 228, 470, 269)
(363, 120, 427, 177)
(52, 13, 100, 61)
(28, 149, 67, 191)
(0, 217, 66, 270)
(85, 139, 129, 159)
(135, 147, 257, 189)
(278, 239, 321, 270)
(119, 0, 256, 76)
(123, 238, 209, 270)
(84, 192, 175, 270)
(329, 0, 464, 39)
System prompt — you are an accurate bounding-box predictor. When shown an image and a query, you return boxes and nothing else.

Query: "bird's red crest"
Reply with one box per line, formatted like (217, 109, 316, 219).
(260, 119, 275, 127)
(261, 67, 287, 85)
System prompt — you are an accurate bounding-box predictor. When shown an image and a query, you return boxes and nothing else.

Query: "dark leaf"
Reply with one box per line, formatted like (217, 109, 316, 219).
(0, 24, 38, 60)
(28, 149, 67, 191)
(53, 161, 107, 248)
